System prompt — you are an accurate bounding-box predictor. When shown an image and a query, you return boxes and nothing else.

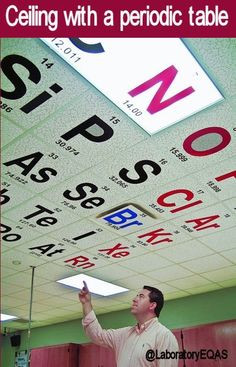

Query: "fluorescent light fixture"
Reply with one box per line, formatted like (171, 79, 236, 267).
(42, 38, 223, 135)
(1, 313, 18, 322)
(57, 274, 129, 296)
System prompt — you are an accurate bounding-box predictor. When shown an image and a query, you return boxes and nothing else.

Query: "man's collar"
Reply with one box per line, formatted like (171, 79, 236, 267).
(135, 317, 157, 334)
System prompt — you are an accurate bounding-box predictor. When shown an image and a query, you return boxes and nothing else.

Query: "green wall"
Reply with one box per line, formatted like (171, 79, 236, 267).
(2, 286, 236, 367)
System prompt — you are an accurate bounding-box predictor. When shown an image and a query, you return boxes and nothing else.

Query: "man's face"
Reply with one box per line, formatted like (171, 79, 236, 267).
(131, 288, 155, 316)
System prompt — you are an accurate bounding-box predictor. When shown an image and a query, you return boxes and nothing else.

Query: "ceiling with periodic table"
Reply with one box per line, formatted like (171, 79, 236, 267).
(1, 37, 236, 332)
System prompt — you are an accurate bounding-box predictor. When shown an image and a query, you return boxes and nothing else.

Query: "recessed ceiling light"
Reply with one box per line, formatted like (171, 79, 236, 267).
(1, 313, 18, 322)
(56, 274, 129, 296)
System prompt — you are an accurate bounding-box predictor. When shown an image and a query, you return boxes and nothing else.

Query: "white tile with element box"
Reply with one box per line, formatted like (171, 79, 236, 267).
(93, 203, 159, 235)
(42, 38, 223, 135)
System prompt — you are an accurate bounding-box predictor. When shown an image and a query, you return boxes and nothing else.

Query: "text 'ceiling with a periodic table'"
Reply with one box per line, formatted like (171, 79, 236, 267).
(1, 38, 236, 331)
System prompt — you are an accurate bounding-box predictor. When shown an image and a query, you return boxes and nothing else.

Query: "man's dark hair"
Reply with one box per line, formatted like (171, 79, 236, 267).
(143, 285, 164, 317)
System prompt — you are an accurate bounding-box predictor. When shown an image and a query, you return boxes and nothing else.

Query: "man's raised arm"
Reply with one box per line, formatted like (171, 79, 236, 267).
(78, 280, 93, 317)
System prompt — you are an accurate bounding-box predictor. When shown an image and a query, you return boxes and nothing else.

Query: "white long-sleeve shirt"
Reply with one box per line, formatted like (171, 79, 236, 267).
(82, 310, 179, 367)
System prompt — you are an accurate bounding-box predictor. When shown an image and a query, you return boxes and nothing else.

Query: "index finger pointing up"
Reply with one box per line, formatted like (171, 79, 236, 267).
(82, 280, 88, 291)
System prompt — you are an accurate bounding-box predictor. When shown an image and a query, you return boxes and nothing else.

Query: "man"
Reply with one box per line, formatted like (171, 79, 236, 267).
(79, 281, 179, 366)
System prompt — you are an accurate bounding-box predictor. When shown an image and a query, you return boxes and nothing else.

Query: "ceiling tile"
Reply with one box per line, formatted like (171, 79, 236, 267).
(92, 203, 159, 235)
(1, 266, 18, 278)
(93, 298, 124, 308)
(1, 248, 47, 270)
(35, 282, 77, 296)
(127, 221, 193, 253)
(136, 175, 218, 222)
(1, 216, 42, 250)
(52, 248, 110, 274)
(1, 117, 25, 147)
(153, 283, 179, 293)
(181, 254, 232, 273)
(185, 38, 236, 97)
(186, 283, 222, 295)
(40, 170, 129, 218)
(2, 295, 29, 308)
(223, 197, 236, 215)
(191, 156, 236, 201)
(85, 264, 138, 282)
(33, 88, 147, 170)
(170, 203, 236, 238)
(2, 282, 28, 297)
(16, 234, 86, 264)
(86, 237, 147, 265)
(218, 279, 236, 288)
(1, 38, 43, 58)
(13, 289, 55, 302)
(16, 302, 53, 313)
(47, 218, 119, 250)
(168, 275, 212, 289)
(1, 179, 35, 212)
(3, 270, 50, 287)
(33, 262, 77, 281)
(4, 196, 79, 235)
(121, 253, 172, 272)
(2, 135, 88, 194)
(145, 264, 193, 282)
(201, 265, 236, 282)
(165, 290, 190, 300)
(1, 38, 89, 129)
(118, 274, 157, 290)
(157, 239, 214, 263)
(151, 101, 236, 173)
(199, 227, 236, 252)
(220, 248, 236, 263)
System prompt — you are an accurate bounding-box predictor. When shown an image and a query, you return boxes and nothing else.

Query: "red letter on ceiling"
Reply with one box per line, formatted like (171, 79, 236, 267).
(128, 65, 195, 114)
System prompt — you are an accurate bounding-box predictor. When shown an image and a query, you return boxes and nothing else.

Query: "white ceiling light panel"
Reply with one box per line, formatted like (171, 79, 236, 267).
(42, 38, 223, 135)
(1, 313, 18, 322)
(57, 274, 129, 296)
